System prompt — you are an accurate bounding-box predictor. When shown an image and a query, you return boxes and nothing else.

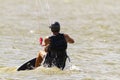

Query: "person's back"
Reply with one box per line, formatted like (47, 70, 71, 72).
(43, 33, 68, 70)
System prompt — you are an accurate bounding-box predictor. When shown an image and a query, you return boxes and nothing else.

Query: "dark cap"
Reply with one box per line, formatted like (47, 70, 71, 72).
(49, 22, 60, 32)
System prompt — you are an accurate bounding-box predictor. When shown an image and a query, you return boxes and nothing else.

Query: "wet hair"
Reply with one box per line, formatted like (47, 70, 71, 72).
(49, 22, 60, 32)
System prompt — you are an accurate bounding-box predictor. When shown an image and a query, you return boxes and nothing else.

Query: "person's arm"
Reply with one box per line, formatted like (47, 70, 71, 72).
(44, 37, 50, 46)
(40, 37, 50, 46)
(43, 37, 50, 52)
(64, 34, 74, 43)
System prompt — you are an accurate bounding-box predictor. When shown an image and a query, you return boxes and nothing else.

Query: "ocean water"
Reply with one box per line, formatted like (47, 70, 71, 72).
(0, 0, 120, 80)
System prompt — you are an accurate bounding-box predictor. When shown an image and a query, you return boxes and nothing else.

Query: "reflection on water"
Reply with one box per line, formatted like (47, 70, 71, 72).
(0, 0, 120, 80)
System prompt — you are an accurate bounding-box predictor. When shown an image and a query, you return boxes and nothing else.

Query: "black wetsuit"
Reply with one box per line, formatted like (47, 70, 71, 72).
(43, 33, 67, 70)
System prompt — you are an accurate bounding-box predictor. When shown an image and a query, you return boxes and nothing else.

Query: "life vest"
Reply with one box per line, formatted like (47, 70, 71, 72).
(48, 33, 67, 51)
(43, 33, 68, 70)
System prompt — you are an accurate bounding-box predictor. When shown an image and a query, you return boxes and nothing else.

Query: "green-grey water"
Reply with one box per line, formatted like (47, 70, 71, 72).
(0, 0, 120, 80)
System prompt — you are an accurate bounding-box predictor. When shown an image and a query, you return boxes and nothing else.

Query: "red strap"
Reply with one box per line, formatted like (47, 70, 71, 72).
(39, 37, 43, 45)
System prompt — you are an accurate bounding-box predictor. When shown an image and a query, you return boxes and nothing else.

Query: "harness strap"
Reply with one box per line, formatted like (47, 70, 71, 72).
(67, 55, 71, 62)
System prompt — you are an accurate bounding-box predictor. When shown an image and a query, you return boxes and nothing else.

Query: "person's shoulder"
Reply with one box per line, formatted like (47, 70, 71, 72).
(63, 33, 69, 37)
(44, 36, 50, 41)
(45, 36, 49, 39)
(44, 36, 50, 44)
(63, 33, 74, 43)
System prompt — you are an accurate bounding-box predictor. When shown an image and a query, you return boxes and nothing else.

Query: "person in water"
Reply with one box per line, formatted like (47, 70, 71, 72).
(35, 22, 74, 70)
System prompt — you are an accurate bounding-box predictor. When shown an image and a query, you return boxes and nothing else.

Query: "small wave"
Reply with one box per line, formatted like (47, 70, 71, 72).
(0, 66, 17, 73)
(35, 65, 81, 74)
(33, 66, 66, 75)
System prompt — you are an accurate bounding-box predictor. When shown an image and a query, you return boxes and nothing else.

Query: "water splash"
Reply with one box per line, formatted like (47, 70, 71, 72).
(69, 65, 81, 71)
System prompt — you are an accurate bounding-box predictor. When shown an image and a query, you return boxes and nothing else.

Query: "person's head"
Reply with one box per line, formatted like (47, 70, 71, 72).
(49, 22, 60, 33)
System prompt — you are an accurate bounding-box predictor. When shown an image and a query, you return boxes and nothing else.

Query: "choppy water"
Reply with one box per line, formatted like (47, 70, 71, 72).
(0, 0, 120, 80)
